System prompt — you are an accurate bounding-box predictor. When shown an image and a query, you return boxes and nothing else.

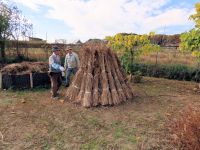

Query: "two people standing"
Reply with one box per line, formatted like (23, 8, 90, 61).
(48, 45, 79, 99)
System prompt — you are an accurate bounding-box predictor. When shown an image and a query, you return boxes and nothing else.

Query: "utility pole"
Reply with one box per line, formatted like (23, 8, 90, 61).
(46, 32, 47, 42)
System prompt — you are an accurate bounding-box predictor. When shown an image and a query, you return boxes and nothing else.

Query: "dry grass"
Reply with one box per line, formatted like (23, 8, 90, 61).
(169, 105, 200, 150)
(5, 48, 51, 60)
(5, 47, 80, 61)
(5, 47, 198, 67)
(139, 50, 197, 67)
(0, 77, 199, 149)
(1, 62, 48, 74)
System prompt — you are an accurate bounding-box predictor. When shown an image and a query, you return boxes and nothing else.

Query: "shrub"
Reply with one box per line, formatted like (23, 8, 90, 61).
(122, 61, 200, 82)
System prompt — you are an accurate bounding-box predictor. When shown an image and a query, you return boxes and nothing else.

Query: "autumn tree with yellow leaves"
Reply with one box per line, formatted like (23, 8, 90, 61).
(180, 2, 200, 68)
(106, 33, 160, 74)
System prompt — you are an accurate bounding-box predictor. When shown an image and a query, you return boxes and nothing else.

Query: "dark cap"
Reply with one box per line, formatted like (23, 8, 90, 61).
(52, 46, 60, 52)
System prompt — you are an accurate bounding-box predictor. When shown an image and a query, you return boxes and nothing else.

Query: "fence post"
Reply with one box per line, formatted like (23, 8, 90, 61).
(0, 72, 2, 90)
(30, 73, 33, 88)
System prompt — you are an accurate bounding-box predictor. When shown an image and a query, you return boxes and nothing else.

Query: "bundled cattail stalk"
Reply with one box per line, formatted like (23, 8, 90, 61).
(65, 45, 134, 107)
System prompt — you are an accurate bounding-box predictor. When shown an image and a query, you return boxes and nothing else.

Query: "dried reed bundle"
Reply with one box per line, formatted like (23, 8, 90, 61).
(83, 52, 94, 107)
(92, 71, 100, 106)
(109, 53, 126, 101)
(100, 52, 112, 105)
(76, 72, 87, 103)
(65, 69, 83, 100)
(105, 53, 120, 104)
(92, 51, 101, 106)
(65, 45, 134, 107)
(1, 62, 48, 75)
(111, 51, 134, 99)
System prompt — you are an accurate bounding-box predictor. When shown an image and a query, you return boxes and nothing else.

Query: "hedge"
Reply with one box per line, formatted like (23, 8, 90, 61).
(126, 63, 200, 82)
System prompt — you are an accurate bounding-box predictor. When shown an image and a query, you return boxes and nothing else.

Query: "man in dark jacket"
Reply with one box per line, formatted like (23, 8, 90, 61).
(49, 46, 65, 99)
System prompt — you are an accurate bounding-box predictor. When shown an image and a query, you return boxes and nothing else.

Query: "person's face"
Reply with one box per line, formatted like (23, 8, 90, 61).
(67, 49, 72, 54)
(54, 50, 60, 55)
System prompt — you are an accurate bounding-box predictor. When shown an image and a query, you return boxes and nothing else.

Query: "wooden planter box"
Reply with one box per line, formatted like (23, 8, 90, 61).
(0, 72, 50, 90)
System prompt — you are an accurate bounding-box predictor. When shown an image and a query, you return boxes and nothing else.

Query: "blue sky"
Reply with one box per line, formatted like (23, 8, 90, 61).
(12, 0, 199, 43)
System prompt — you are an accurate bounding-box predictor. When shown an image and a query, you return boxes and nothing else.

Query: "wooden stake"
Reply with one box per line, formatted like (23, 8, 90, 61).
(0, 73, 2, 90)
(30, 73, 33, 88)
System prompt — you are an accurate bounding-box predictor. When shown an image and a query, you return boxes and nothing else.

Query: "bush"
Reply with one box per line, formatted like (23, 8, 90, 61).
(169, 106, 200, 150)
(122, 62, 200, 82)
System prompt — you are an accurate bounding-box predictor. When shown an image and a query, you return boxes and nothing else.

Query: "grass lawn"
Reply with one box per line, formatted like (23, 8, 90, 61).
(0, 77, 199, 150)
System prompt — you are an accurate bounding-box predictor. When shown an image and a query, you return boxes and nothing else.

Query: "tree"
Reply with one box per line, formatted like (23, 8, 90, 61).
(190, 2, 200, 29)
(179, 29, 200, 67)
(106, 33, 160, 75)
(0, 0, 33, 62)
(179, 2, 200, 85)
(180, 2, 200, 68)
(0, 1, 9, 61)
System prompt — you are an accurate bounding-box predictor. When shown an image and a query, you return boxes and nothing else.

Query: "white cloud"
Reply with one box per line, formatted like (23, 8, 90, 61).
(13, 0, 195, 41)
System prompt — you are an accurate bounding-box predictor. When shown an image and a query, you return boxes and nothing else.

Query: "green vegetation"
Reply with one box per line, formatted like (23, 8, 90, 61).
(125, 62, 200, 82)
(106, 33, 160, 74)
(180, 2, 200, 67)
(180, 29, 200, 66)
(0, 0, 32, 62)
(190, 2, 200, 29)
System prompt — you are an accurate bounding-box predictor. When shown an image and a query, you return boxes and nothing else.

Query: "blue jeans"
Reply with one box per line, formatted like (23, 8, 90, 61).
(65, 67, 78, 86)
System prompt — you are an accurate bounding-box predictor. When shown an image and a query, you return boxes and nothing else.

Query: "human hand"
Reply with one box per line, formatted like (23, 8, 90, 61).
(61, 71, 65, 77)
(59, 66, 65, 72)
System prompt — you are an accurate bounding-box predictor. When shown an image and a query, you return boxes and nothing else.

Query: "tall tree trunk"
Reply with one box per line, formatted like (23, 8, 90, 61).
(198, 61, 200, 88)
(130, 49, 134, 80)
(153, 51, 159, 76)
(0, 40, 6, 62)
(16, 39, 20, 58)
(155, 51, 159, 66)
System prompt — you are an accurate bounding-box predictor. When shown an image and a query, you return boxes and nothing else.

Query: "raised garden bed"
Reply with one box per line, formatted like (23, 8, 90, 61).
(0, 62, 50, 89)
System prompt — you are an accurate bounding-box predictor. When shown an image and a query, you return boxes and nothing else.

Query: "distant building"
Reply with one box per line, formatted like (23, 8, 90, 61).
(29, 37, 46, 43)
(55, 39, 67, 44)
(76, 40, 82, 45)
(85, 39, 107, 44)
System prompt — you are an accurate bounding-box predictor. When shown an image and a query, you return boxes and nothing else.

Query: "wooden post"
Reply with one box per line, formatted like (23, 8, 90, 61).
(30, 73, 33, 88)
(0, 72, 2, 90)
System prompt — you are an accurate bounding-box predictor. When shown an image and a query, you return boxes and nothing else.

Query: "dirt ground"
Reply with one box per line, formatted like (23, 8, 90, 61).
(0, 77, 199, 150)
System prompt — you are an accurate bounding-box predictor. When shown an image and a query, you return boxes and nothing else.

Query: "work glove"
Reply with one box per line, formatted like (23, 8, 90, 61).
(61, 71, 65, 77)
(59, 66, 65, 72)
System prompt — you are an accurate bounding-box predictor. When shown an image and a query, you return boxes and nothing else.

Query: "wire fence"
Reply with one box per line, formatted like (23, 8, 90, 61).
(0, 40, 82, 62)
(0, 40, 197, 68)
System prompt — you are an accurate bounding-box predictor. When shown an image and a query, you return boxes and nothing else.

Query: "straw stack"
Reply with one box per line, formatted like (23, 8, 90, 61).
(65, 45, 134, 107)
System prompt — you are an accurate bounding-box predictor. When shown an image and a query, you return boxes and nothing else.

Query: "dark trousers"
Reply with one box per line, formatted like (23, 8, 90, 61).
(65, 67, 78, 86)
(49, 72, 62, 97)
